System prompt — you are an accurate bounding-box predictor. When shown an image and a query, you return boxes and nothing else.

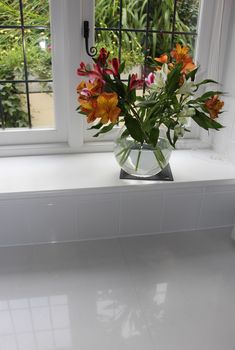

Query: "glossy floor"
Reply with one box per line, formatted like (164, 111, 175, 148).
(0, 227, 234, 350)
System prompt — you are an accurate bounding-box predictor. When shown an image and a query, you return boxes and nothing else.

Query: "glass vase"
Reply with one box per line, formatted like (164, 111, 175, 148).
(114, 127, 172, 178)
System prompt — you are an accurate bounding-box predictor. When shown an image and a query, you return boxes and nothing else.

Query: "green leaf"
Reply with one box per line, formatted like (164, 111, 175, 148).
(136, 100, 157, 108)
(195, 79, 218, 87)
(120, 128, 130, 138)
(128, 88, 136, 104)
(192, 110, 224, 131)
(197, 91, 223, 102)
(149, 127, 159, 147)
(118, 61, 125, 74)
(93, 123, 115, 137)
(166, 63, 182, 94)
(124, 117, 144, 143)
(185, 67, 199, 81)
(88, 122, 103, 130)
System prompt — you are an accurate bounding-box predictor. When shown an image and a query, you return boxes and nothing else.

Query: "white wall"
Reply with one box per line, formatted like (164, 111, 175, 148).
(213, 0, 235, 162)
(0, 183, 235, 247)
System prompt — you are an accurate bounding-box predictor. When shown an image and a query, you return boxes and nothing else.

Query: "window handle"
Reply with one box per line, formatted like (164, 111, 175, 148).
(83, 21, 97, 57)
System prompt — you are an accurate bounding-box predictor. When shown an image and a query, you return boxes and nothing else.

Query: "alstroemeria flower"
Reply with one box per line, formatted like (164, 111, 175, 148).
(77, 62, 91, 76)
(148, 64, 168, 91)
(145, 72, 155, 87)
(77, 62, 105, 81)
(110, 58, 120, 76)
(129, 74, 144, 91)
(155, 53, 168, 64)
(77, 79, 103, 100)
(177, 78, 195, 95)
(178, 105, 195, 123)
(204, 95, 224, 119)
(76, 80, 86, 94)
(96, 92, 121, 124)
(97, 48, 109, 65)
(171, 44, 196, 73)
(104, 58, 120, 76)
(79, 97, 98, 123)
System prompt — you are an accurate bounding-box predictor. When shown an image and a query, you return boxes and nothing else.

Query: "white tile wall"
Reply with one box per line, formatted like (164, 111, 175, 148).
(120, 190, 163, 236)
(0, 184, 235, 246)
(0, 200, 32, 246)
(199, 191, 235, 228)
(162, 188, 203, 232)
(27, 197, 76, 244)
(75, 193, 120, 240)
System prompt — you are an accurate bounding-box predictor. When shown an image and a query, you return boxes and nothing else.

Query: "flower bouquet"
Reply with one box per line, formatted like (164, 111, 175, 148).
(76, 45, 224, 177)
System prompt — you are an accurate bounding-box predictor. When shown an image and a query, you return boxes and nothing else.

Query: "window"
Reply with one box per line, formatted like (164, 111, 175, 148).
(0, 0, 54, 129)
(84, 0, 201, 144)
(0, 0, 230, 155)
(0, 0, 70, 154)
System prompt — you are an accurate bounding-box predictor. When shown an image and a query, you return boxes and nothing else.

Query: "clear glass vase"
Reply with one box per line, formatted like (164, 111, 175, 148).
(114, 127, 172, 178)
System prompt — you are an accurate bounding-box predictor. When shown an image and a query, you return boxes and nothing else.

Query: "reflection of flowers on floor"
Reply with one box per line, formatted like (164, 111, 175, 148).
(96, 289, 142, 339)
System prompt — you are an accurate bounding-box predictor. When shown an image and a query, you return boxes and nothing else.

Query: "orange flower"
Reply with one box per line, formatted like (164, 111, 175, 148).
(155, 53, 168, 64)
(79, 96, 98, 123)
(171, 44, 189, 61)
(96, 92, 121, 124)
(204, 95, 224, 119)
(86, 79, 103, 95)
(77, 78, 103, 97)
(76, 81, 86, 94)
(171, 43, 196, 73)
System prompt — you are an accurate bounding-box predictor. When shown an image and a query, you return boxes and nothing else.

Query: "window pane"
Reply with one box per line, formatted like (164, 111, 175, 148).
(122, 0, 147, 30)
(29, 82, 54, 128)
(95, 30, 119, 57)
(0, 0, 55, 130)
(25, 28, 52, 80)
(94, 0, 201, 73)
(176, 0, 200, 32)
(173, 34, 197, 55)
(23, 0, 50, 26)
(148, 0, 174, 31)
(0, 83, 29, 129)
(147, 33, 172, 57)
(95, 0, 120, 29)
(0, 29, 25, 81)
(0, 1, 20, 26)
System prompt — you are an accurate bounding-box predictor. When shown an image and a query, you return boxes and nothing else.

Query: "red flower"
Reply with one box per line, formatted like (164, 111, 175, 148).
(111, 58, 120, 76)
(97, 48, 109, 65)
(129, 74, 144, 91)
(77, 62, 89, 76)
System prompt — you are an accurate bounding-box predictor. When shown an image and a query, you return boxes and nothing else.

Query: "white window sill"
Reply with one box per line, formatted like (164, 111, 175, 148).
(0, 149, 235, 198)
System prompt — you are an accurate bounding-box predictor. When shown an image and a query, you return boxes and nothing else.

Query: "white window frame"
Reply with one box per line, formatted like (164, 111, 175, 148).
(0, 0, 230, 157)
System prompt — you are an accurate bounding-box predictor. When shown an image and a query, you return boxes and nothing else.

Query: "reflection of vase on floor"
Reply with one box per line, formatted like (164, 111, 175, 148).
(114, 127, 172, 178)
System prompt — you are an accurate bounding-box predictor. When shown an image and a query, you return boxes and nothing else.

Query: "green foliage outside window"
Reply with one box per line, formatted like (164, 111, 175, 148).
(95, 0, 200, 69)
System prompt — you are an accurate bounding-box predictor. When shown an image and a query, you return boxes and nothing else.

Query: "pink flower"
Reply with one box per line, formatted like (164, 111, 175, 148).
(145, 72, 155, 87)
(77, 62, 105, 82)
(77, 62, 89, 76)
(129, 74, 144, 91)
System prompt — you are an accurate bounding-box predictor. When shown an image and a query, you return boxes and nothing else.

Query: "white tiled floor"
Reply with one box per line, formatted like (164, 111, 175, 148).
(0, 227, 234, 350)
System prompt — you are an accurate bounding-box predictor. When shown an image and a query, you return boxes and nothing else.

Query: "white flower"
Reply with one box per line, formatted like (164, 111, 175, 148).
(178, 105, 195, 125)
(178, 78, 195, 95)
(150, 64, 168, 91)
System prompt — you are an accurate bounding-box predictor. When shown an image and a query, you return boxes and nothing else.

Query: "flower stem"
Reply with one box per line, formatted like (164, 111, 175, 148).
(153, 147, 166, 170)
(135, 147, 142, 171)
